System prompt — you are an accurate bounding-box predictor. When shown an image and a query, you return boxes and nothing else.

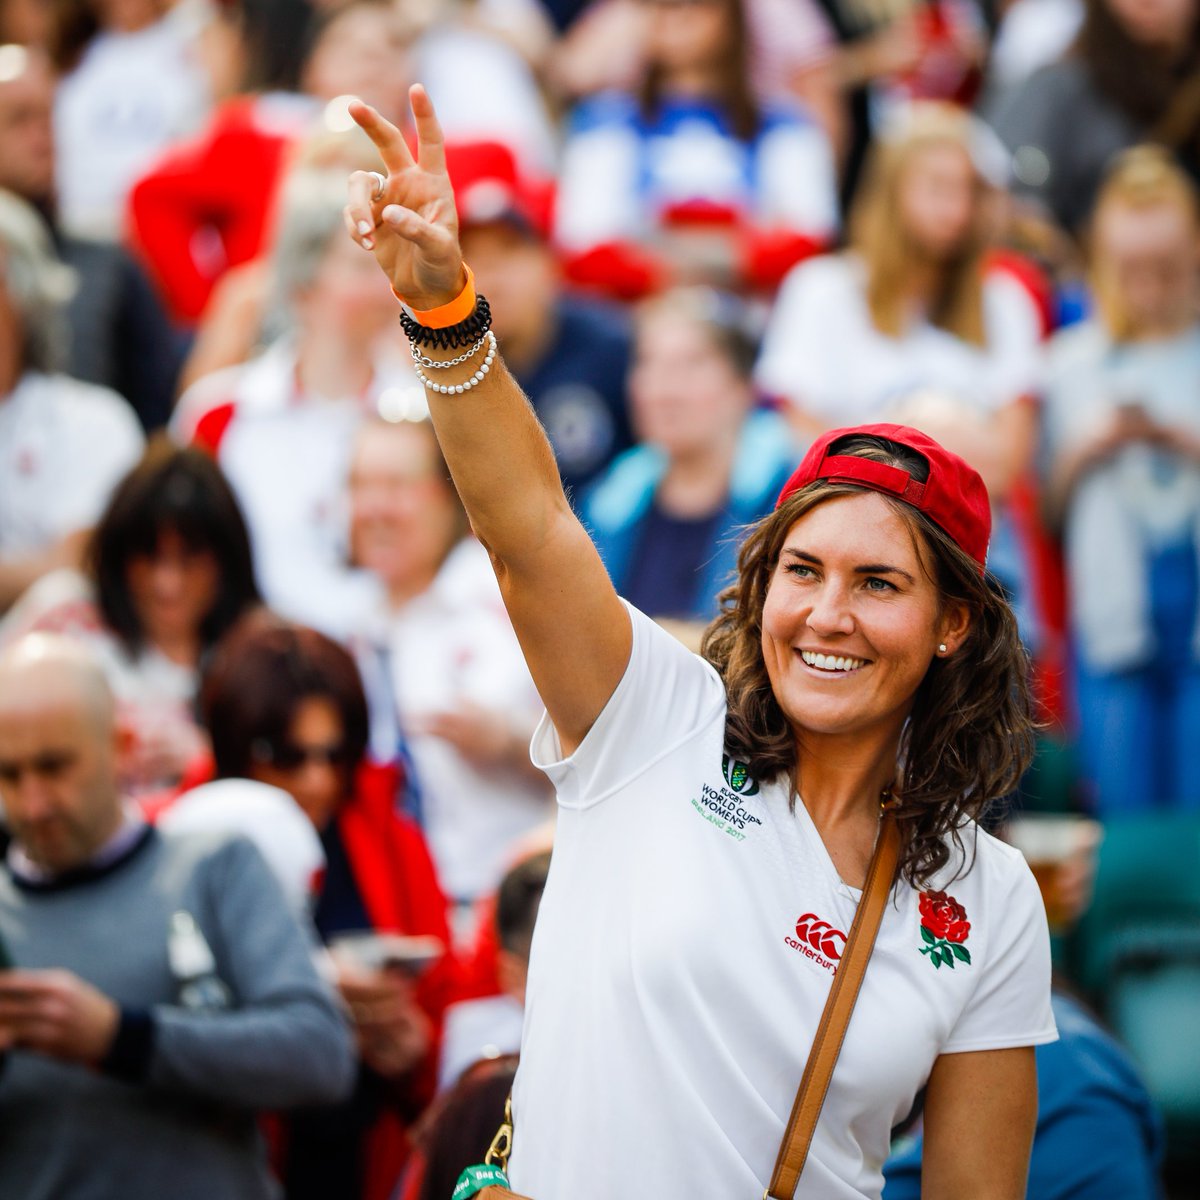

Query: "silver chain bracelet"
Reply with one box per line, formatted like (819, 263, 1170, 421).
(413, 330, 498, 394)
(409, 331, 489, 370)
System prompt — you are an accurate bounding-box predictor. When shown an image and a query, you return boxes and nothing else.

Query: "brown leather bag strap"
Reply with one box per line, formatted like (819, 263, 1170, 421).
(765, 809, 901, 1200)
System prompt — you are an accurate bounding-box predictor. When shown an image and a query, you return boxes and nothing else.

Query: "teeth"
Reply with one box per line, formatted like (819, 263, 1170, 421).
(801, 651, 865, 672)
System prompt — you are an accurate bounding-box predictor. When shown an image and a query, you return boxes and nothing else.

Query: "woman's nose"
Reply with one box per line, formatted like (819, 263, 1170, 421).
(805, 581, 855, 637)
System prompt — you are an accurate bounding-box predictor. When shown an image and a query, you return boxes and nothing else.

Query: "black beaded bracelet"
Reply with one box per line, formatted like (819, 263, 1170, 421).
(399, 294, 493, 350)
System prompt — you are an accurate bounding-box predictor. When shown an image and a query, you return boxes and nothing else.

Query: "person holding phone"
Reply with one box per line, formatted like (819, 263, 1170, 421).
(197, 610, 455, 1200)
(0, 633, 354, 1200)
(1043, 146, 1200, 814)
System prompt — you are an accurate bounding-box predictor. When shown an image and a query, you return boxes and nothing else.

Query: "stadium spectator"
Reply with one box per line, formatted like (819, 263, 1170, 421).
(129, 0, 413, 324)
(0, 439, 261, 798)
(449, 139, 635, 495)
(411, 0, 558, 173)
(755, 103, 1045, 636)
(173, 168, 412, 639)
(347, 417, 551, 914)
(0, 190, 143, 613)
(199, 612, 455, 1200)
(402, 1054, 518, 1200)
(0, 43, 185, 429)
(583, 287, 798, 622)
(0, 633, 355, 1200)
(992, 0, 1200, 232)
(553, 0, 839, 298)
(1042, 146, 1200, 814)
(548, 0, 842, 153)
(437, 849, 550, 1092)
(819, 0, 988, 207)
(49, 0, 235, 241)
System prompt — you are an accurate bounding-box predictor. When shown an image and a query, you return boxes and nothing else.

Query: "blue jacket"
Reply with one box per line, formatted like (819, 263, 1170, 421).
(581, 408, 799, 621)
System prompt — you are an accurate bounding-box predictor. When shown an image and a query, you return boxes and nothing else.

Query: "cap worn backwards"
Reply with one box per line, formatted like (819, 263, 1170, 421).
(775, 423, 991, 572)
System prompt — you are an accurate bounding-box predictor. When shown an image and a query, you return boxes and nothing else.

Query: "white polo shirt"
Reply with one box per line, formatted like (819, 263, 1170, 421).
(510, 604, 1055, 1199)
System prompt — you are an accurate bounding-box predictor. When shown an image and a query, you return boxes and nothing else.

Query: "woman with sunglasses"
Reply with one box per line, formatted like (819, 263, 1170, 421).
(343, 90, 1054, 1200)
(198, 610, 454, 1200)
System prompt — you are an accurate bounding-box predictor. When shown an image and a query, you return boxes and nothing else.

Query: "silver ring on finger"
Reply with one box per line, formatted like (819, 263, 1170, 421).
(367, 171, 386, 202)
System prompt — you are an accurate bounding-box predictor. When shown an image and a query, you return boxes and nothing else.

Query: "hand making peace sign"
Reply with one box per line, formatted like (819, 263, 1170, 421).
(344, 85, 465, 311)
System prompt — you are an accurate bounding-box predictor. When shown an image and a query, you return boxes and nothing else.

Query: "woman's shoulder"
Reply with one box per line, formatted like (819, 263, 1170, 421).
(929, 820, 1041, 905)
(777, 251, 862, 303)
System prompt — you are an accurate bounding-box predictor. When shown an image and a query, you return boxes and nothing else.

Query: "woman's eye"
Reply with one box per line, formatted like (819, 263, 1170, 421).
(864, 576, 896, 593)
(785, 563, 815, 579)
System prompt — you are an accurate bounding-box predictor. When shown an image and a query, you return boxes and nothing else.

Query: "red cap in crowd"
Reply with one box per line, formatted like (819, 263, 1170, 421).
(442, 141, 554, 241)
(775, 423, 991, 571)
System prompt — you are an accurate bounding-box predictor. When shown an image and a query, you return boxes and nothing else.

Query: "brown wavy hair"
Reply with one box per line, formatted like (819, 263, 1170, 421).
(701, 433, 1035, 887)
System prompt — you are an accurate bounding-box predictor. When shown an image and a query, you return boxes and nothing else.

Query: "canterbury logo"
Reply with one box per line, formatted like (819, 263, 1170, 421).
(793, 913, 847, 961)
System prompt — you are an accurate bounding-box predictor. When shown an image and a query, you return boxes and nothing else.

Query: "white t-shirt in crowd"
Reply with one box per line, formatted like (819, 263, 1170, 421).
(438, 993, 525, 1092)
(0, 372, 143, 555)
(755, 253, 1042, 420)
(173, 338, 422, 639)
(53, 1, 213, 240)
(358, 539, 552, 903)
(510, 603, 1055, 1199)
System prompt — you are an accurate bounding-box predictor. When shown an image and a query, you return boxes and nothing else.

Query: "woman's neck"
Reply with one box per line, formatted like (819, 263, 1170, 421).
(656, 438, 737, 518)
(150, 632, 203, 668)
(659, 65, 723, 101)
(793, 725, 903, 833)
(385, 565, 441, 611)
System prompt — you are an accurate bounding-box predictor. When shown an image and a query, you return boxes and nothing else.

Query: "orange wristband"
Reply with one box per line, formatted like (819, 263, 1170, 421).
(394, 265, 476, 329)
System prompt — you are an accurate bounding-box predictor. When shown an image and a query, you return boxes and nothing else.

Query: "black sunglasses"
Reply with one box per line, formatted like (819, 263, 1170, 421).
(250, 738, 354, 771)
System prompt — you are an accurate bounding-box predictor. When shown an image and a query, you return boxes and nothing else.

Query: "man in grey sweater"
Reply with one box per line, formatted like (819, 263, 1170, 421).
(0, 634, 356, 1199)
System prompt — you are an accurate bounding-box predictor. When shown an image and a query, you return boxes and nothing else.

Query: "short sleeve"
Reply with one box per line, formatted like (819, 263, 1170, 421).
(942, 851, 1057, 1053)
(530, 602, 726, 810)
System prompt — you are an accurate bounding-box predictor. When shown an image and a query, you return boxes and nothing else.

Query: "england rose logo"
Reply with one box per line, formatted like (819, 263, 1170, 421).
(918, 890, 972, 970)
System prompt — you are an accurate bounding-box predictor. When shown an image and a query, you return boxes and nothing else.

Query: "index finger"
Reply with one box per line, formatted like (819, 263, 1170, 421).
(408, 83, 446, 176)
(348, 100, 414, 174)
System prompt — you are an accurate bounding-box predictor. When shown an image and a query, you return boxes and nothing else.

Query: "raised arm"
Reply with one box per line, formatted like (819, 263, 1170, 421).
(345, 88, 631, 755)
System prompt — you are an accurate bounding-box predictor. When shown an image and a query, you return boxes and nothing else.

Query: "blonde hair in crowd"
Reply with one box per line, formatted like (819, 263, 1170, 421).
(849, 103, 989, 347)
(1090, 145, 1200, 342)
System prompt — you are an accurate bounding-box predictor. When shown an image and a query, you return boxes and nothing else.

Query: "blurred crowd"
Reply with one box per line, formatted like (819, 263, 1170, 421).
(0, 0, 1197, 1194)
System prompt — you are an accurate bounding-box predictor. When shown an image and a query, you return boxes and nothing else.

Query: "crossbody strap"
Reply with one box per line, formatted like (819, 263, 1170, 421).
(765, 809, 901, 1200)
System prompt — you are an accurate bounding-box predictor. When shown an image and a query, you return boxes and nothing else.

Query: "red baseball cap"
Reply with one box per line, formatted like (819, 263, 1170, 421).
(442, 141, 554, 241)
(775, 423, 991, 571)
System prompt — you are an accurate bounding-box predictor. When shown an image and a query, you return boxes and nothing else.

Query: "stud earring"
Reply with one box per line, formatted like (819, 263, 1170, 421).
(938, 643, 948, 654)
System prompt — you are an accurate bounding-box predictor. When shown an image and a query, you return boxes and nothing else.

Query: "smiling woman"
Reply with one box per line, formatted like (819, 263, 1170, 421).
(342, 88, 1054, 1200)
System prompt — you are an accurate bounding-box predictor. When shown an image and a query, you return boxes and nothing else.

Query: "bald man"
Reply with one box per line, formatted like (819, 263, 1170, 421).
(0, 635, 355, 1200)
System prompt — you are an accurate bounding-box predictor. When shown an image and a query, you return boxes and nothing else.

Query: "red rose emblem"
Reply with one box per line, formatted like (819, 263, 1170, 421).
(920, 890, 970, 943)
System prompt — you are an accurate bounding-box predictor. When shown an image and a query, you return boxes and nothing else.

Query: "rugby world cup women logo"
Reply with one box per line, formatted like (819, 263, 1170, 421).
(721, 755, 760, 795)
(918, 890, 972, 970)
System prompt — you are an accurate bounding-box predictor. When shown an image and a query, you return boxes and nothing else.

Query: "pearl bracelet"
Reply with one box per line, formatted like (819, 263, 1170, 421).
(412, 330, 497, 394)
